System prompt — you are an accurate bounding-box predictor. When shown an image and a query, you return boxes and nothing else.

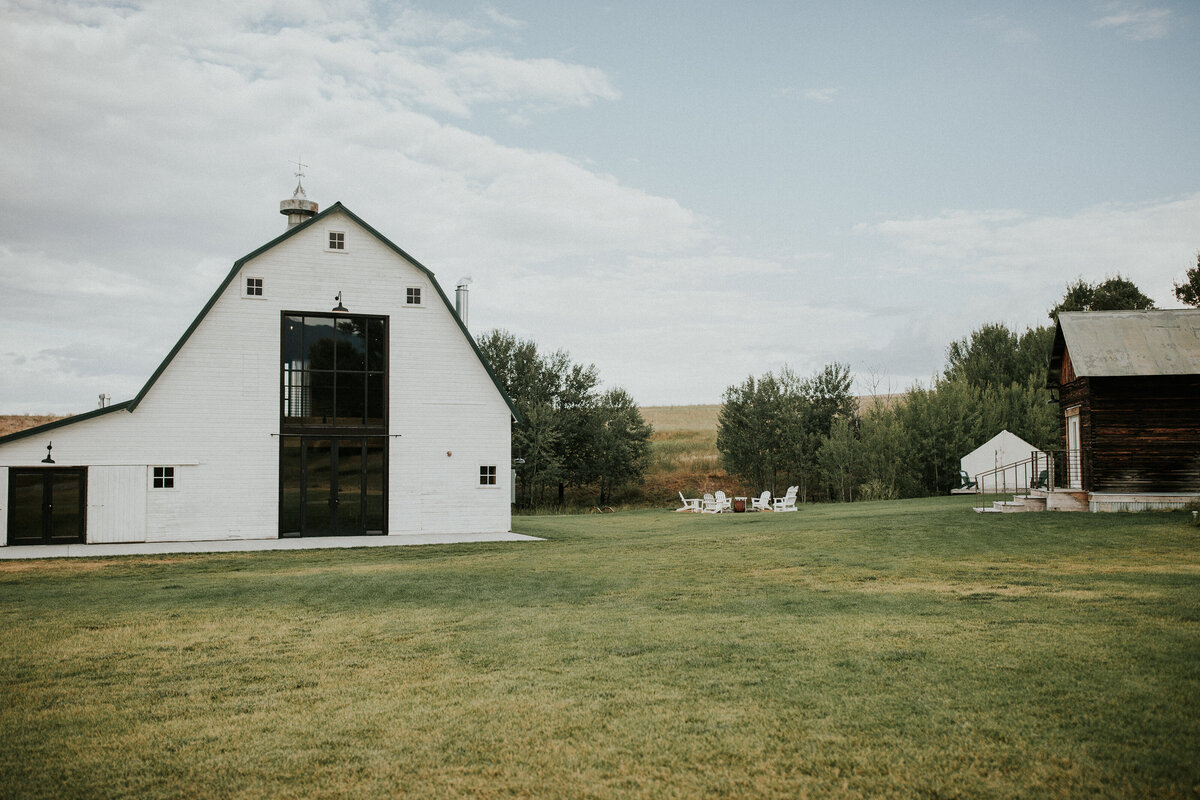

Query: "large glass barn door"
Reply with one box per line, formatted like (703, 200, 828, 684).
(279, 311, 388, 538)
(6, 468, 87, 546)
(279, 437, 386, 537)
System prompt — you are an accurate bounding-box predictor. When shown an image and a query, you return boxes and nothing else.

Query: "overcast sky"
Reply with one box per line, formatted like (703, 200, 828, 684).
(2, 1, 1198, 413)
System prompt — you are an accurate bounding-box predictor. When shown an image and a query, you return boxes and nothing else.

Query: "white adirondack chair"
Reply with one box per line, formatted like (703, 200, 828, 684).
(750, 491, 771, 511)
(714, 490, 732, 511)
(700, 493, 723, 513)
(772, 485, 799, 512)
(676, 491, 701, 512)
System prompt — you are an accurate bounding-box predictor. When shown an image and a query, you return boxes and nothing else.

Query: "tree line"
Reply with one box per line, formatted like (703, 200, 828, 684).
(716, 273, 1180, 502)
(479, 266, 1197, 510)
(717, 324, 1058, 501)
(478, 330, 651, 508)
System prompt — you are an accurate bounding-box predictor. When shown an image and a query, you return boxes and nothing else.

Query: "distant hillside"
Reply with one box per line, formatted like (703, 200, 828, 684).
(0, 415, 67, 438)
(640, 395, 900, 434)
(640, 405, 720, 433)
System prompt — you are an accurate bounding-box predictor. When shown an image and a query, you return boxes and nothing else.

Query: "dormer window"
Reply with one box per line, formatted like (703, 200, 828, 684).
(328, 231, 345, 250)
(406, 287, 422, 305)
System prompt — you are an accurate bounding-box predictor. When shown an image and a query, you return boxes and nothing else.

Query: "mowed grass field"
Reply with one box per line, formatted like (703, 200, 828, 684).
(2, 498, 1199, 799)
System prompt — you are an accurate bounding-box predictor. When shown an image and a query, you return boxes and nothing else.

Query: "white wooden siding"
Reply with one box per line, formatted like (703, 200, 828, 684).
(0, 210, 511, 543)
(87, 466, 147, 543)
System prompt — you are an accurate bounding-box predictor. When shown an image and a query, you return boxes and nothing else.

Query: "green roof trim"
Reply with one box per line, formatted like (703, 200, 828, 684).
(2, 201, 520, 445)
(0, 401, 133, 445)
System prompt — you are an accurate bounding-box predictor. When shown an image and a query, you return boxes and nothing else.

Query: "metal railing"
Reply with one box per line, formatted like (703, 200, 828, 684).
(973, 449, 1083, 495)
(973, 453, 1035, 495)
(1036, 449, 1083, 491)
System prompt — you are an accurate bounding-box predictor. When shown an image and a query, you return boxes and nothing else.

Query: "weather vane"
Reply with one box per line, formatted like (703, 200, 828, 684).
(289, 156, 310, 198)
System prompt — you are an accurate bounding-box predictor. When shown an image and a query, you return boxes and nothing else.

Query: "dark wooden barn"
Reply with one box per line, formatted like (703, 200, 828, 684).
(1047, 310, 1200, 510)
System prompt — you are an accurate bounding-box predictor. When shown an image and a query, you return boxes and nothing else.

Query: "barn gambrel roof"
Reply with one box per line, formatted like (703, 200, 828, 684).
(0, 202, 520, 445)
(1048, 309, 1200, 389)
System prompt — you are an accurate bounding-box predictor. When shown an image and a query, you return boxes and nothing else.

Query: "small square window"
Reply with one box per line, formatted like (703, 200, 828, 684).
(328, 231, 345, 250)
(153, 466, 175, 489)
(406, 287, 422, 305)
(479, 466, 497, 486)
(246, 277, 263, 296)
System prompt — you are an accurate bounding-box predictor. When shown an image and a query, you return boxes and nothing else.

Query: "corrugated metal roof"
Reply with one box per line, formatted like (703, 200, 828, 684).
(1059, 310, 1200, 377)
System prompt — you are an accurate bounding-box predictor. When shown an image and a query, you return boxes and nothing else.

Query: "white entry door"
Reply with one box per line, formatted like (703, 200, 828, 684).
(1065, 409, 1081, 489)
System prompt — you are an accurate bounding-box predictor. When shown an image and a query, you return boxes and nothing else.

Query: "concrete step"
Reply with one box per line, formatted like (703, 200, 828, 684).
(973, 495, 1049, 514)
(1019, 495, 1047, 511)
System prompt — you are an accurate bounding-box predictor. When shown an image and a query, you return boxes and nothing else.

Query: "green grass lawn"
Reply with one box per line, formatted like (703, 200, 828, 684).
(2, 497, 1198, 799)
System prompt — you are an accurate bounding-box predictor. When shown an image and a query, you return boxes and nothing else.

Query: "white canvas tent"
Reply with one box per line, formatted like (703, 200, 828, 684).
(961, 430, 1043, 492)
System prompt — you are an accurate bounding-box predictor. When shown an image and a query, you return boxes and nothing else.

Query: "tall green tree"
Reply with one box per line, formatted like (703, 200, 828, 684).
(1049, 275, 1155, 321)
(1173, 252, 1200, 307)
(553, 361, 601, 504)
(945, 323, 1053, 390)
(589, 388, 652, 505)
(717, 373, 791, 494)
(817, 417, 862, 502)
(477, 329, 651, 508)
(893, 379, 983, 495)
(856, 402, 910, 500)
(796, 363, 856, 500)
(717, 363, 855, 499)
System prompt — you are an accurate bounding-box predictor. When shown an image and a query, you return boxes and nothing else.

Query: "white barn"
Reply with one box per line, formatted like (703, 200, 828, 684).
(0, 193, 518, 547)
(960, 430, 1044, 492)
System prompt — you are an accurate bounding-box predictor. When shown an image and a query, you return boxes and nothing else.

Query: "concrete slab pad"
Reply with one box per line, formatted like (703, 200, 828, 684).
(0, 532, 542, 560)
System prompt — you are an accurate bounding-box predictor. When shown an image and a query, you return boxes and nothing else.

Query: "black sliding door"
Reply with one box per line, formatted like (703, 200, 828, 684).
(7, 468, 87, 546)
(279, 437, 385, 537)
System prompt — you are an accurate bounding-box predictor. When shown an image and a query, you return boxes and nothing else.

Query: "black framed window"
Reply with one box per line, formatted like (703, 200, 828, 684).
(282, 312, 387, 430)
(152, 467, 175, 489)
(480, 466, 497, 486)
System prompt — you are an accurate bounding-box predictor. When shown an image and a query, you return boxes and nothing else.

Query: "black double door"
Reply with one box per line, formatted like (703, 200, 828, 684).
(280, 437, 385, 537)
(7, 468, 87, 546)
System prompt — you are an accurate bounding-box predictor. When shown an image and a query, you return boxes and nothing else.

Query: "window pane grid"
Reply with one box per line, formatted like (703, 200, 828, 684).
(282, 313, 386, 429)
(153, 466, 175, 489)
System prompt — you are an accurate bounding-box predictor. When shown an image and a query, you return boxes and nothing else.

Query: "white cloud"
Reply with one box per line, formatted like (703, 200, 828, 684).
(857, 194, 1200, 326)
(470, 252, 869, 405)
(1091, 3, 1173, 40)
(0, 0, 707, 411)
(0, 1, 1194, 412)
(802, 87, 839, 103)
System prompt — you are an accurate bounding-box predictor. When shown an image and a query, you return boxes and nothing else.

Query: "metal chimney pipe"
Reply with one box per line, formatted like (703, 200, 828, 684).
(455, 277, 472, 327)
